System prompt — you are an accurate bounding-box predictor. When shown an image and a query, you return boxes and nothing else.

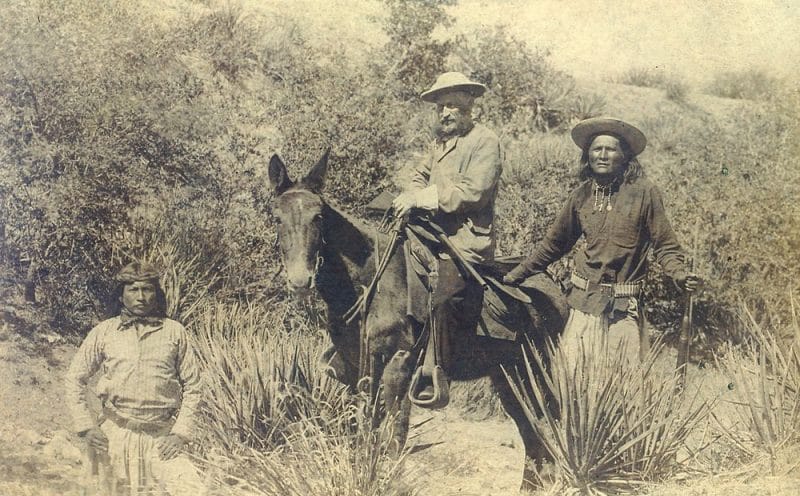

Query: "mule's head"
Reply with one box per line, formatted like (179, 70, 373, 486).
(269, 150, 329, 296)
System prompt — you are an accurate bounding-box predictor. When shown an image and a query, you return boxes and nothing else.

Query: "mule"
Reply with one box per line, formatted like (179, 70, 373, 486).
(268, 151, 566, 491)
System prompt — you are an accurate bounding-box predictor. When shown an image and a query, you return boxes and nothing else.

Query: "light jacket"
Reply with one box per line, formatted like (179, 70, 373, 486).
(407, 123, 503, 263)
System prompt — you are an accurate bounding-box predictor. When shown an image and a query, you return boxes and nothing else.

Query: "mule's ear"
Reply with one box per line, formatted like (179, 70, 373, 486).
(302, 148, 329, 192)
(269, 154, 293, 195)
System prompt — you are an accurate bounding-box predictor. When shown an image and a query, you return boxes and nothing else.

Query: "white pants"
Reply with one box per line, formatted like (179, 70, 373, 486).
(86, 419, 205, 496)
(558, 299, 646, 370)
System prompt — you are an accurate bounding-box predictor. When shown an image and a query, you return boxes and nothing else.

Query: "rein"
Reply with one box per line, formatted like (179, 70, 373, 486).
(343, 214, 406, 394)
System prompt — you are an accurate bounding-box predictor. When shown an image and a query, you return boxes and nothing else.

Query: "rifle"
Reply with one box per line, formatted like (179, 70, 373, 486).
(676, 256, 695, 391)
(422, 219, 531, 305)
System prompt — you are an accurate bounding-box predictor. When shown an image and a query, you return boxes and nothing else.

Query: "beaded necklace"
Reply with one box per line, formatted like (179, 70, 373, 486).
(592, 177, 620, 212)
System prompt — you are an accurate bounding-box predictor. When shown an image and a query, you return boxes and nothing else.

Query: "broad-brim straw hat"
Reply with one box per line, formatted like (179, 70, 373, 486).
(571, 117, 647, 157)
(420, 72, 487, 103)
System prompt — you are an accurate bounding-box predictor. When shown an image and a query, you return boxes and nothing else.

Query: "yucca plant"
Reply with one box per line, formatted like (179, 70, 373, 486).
(204, 402, 415, 496)
(505, 338, 709, 494)
(191, 299, 414, 495)
(715, 296, 800, 474)
(191, 300, 353, 451)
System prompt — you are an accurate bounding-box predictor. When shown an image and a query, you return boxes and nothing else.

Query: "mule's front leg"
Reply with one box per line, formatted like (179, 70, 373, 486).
(381, 349, 414, 455)
(489, 369, 552, 493)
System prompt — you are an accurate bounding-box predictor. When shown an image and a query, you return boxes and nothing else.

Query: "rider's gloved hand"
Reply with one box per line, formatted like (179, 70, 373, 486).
(392, 186, 438, 218)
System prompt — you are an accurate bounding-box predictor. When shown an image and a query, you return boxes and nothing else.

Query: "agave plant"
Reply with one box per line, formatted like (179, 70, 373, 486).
(505, 337, 709, 494)
(715, 296, 800, 474)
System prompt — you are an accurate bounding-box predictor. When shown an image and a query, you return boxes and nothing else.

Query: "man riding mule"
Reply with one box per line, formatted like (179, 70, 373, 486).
(391, 71, 503, 405)
(269, 137, 567, 492)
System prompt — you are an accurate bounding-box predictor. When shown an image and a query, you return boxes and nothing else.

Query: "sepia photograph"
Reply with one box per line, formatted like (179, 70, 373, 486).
(1, 0, 798, 494)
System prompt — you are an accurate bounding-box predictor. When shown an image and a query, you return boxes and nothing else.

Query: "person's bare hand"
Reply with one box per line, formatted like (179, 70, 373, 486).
(391, 192, 417, 218)
(157, 434, 187, 460)
(80, 427, 108, 452)
(678, 273, 703, 293)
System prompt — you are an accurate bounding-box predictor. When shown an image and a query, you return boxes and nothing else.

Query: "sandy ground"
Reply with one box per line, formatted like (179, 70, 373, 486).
(1, 330, 798, 496)
(406, 407, 527, 496)
(0, 332, 85, 496)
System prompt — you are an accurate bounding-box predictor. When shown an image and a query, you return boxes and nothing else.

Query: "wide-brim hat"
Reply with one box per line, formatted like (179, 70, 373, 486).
(571, 117, 647, 156)
(420, 72, 487, 103)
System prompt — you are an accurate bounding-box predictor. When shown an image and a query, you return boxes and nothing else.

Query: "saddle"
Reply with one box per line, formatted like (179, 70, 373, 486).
(402, 221, 567, 408)
(365, 193, 568, 408)
(404, 224, 565, 341)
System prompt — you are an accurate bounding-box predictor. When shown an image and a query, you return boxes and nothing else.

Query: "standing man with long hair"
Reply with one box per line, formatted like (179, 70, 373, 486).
(66, 261, 204, 495)
(504, 117, 701, 365)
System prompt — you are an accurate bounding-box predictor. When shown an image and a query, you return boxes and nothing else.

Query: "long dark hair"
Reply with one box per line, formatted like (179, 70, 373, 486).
(578, 133, 644, 183)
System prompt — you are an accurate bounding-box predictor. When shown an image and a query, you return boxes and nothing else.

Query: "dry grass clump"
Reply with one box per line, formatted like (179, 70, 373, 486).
(705, 69, 779, 100)
(714, 297, 800, 474)
(614, 67, 670, 88)
(663, 78, 690, 104)
(612, 66, 691, 104)
(506, 339, 709, 494)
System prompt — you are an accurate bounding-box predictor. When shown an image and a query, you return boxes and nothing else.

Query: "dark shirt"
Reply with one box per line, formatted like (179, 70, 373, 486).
(516, 176, 688, 315)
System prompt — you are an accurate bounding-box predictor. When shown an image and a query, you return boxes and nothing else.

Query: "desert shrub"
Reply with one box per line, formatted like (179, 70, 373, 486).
(379, 0, 457, 100)
(506, 339, 709, 493)
(495, 133, 579, 260)
(705, 69, 779, 100)
(640, 103, 800, 342)
(452, 26, 604, 136)
(0, 0, 412, 330)
(0, 0, 221, 329)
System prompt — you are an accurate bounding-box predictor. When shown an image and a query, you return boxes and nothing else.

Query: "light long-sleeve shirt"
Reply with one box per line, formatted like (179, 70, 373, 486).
(65, 317, 202, 440)
(514, 177, 688, 315)
(407, 123, 503, 262)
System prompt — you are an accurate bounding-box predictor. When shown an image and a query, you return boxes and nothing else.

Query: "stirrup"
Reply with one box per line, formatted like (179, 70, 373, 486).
(408, 365, 450, 409)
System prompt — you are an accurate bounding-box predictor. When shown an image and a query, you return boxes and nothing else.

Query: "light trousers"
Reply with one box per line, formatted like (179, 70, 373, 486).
(85, 419, 205, 496)
(558, 298, 647, 370)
